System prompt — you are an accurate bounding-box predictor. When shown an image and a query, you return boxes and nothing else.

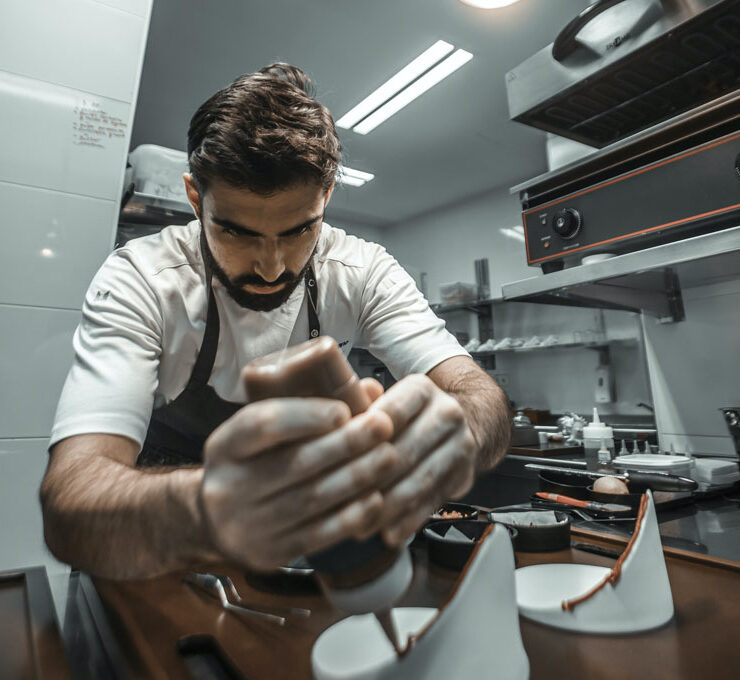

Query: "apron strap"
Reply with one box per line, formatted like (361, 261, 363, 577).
(186, 230, 219, 388)
(306, 263, 320, 339)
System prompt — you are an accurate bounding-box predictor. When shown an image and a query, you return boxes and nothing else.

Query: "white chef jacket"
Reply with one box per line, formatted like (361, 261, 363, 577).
(50, 221, 469, 450)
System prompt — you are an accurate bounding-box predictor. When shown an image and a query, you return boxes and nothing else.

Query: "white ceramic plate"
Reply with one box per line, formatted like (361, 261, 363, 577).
(515, 563, 610, 611)
(312, 608, 437, 679)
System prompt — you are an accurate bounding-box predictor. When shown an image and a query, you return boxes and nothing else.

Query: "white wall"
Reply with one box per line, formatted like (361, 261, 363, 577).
(380, 186, 535, 303)
(643, 276, 740, 457)
(0, 0, 153, 620)
(380, 186, 653, 418)
(330, 216, 384, 246)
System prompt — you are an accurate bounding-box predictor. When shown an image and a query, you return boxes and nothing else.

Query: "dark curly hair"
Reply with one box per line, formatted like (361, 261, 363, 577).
(187, 63, 341, 195)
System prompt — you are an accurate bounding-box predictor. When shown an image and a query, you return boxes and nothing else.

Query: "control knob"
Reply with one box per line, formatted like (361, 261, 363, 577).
(552, 208, 582, 239)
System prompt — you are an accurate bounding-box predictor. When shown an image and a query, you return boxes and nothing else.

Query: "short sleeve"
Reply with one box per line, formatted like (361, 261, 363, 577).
(49, 249, 163, 450)
(356, 246, 469, 379)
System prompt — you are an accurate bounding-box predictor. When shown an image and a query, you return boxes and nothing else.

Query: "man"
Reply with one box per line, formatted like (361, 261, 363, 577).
(41, 64, 510, 579)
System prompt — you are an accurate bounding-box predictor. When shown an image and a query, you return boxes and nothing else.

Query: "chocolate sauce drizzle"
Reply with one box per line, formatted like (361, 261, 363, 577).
(562, 493, 649, 612)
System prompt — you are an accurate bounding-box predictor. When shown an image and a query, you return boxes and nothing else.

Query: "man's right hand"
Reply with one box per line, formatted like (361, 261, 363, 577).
(199, 397, 395, 572)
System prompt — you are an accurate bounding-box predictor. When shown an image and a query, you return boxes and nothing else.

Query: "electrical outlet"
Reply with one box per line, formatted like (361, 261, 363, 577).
(595, 365, 614, 403)
(493, 373, 509, 387)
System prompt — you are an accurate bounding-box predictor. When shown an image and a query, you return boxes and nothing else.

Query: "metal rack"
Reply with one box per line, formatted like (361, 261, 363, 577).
(502, 226, 740, 323)
(116, 187, 194, 248)
(431, 299, 496, 369)
(120, 188, 194, 225)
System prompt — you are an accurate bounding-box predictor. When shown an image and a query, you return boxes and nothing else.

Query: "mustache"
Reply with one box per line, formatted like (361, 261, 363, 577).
(231, 271, 299, 288)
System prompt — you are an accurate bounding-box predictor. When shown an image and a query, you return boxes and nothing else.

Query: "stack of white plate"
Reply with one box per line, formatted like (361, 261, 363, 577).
(692, 458, 740, 486)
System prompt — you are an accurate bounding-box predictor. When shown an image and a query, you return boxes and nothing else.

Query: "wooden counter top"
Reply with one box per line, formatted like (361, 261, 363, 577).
(68, 532, 740, 680)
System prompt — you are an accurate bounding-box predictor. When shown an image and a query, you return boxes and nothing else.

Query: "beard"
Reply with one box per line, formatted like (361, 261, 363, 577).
(200, 230, 315, 312)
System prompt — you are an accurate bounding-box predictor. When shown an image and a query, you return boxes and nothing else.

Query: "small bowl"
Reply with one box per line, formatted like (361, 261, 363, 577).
(538, 470, 590, 499)
(487, 510, 571, 552)
(429, 502, 480, 522)
(424, 520, 517, 570)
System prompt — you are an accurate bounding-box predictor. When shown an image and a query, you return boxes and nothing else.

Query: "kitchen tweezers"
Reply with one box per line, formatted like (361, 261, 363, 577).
(184, 572, 311, 625)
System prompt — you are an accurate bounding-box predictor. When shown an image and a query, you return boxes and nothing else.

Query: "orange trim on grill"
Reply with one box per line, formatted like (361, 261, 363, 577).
(527, 202, 740, 264)
(523, 131, 740, 217)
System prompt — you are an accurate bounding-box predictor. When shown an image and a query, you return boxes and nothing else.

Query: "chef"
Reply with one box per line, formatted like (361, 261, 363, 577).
(40, 63, 510, 579)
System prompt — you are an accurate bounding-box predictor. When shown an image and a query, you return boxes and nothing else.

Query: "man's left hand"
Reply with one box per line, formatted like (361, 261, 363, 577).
(363, 374, 478, 547)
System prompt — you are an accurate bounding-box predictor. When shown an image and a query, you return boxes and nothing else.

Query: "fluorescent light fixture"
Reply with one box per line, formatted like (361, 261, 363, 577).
(336, 41, 455, 130)
(342, 166, 375, 182)
(459, 0, 521, 8)
(353, 49, 474, 135)
(337, 165, 375, 187)
(338, 174, 367, 187)
(500, 226, 525, 242)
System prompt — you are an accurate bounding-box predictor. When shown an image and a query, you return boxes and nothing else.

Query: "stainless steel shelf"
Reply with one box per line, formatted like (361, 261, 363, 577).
(502, 226, 740, 323)
(120, 190, 194, 226)
(431, 299, 497, 314)
(481, 338, 638, 355)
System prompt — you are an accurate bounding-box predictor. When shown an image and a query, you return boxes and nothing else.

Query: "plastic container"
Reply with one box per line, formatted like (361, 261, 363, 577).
(582, 408, 615, 467)
(439, 281, 477, 304)
(128, 144, 189, 202)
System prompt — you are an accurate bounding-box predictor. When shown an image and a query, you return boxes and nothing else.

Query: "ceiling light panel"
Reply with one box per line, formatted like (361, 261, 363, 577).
(460, 0, 522, 8)
(335, 40, 454, 130)
(337, 165, 375, 187)
(341, 166, 375, 182)
(352, 49, 473, 135)
(338, 175, 368, 187)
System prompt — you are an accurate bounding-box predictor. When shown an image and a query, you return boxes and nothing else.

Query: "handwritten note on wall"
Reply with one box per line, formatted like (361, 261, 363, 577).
(72, 99, 128, 149)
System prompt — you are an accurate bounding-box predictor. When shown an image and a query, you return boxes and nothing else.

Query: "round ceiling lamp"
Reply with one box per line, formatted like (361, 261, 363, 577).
(459, 0, 522, 8)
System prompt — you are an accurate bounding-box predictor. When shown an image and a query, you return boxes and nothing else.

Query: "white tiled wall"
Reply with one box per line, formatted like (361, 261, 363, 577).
(0, 306, 80, 438)
(0, 72, 132, 200)
(0, 0, 153, 615)
(93, 0, 151, 18)
(0, 182, 117, 308)
(0, 0, 148, 102)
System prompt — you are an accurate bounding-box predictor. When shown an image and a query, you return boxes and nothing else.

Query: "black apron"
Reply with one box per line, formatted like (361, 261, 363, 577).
(137, 242, 321, 467)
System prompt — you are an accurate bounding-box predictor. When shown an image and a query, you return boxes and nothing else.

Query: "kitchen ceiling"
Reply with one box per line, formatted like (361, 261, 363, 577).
(131, 0, 590, 228)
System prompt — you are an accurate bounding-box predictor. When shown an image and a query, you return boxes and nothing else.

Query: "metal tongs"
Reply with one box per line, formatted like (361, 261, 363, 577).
(184, 572, 311, 626)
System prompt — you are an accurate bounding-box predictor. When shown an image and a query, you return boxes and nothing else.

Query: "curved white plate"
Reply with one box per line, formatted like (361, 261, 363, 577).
(312, 608, 437, 680)
(515, 563, 610, 611)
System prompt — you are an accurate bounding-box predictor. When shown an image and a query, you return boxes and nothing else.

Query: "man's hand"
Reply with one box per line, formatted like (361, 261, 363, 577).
(366, 374, 478, 547)
(199, 393, 395, 572)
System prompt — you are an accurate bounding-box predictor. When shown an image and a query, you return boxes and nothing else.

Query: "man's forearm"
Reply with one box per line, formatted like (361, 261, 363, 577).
(41, 449, 219, 580)
(443, 366, 511, 471)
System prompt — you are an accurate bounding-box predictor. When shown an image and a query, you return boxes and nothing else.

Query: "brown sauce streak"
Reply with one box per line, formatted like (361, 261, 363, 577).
(396, 523, 497, 658)
(562, 493, 649, 612)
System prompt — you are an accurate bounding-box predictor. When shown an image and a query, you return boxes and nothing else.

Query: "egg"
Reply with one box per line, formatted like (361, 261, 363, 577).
(593, 475, 630, 495)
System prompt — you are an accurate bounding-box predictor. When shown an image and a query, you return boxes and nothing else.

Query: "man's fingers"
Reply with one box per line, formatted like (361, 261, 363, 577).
(380, 431, 476, 546)
(272, 492, 385, 564)
(204, 398, 351, 462)
(256, 442, 397, 533)
(252, 410, 394, 498)
(367, 374, 434, 435)
(359, 377, 385, 404)
(378, 391, 465, 489)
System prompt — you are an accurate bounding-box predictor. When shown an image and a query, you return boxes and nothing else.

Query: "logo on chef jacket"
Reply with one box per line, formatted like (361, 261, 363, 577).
(338, 340, 350, 351)
(94, 289, 110, 301)
(606, 33, 630, 51)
